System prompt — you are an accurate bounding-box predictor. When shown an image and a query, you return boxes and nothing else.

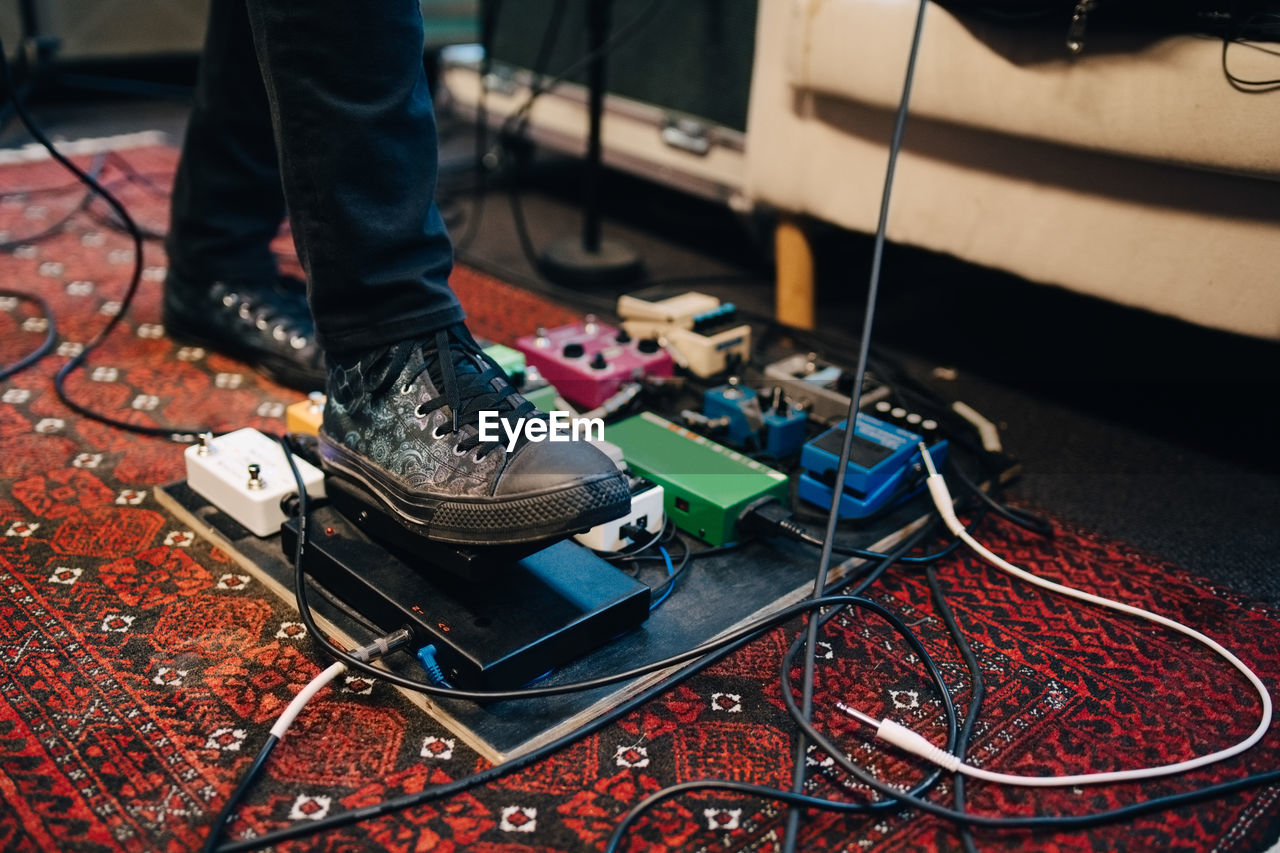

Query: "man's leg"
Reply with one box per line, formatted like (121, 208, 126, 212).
(242, 0, 462, 356)
(241, 0, 628, 545)
(165, 0, 324, 390)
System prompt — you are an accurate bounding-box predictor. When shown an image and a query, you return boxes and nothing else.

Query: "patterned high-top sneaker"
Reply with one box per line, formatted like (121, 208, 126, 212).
(319, 324, 630, 545)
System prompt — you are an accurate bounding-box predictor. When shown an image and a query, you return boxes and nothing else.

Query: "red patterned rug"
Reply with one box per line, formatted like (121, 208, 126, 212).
(1, 143, 1279, 852)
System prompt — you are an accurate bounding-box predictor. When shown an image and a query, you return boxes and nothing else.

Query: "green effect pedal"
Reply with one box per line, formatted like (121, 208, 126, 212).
(606, 412, 789, 545)
(522, 383, 559, 413)
(481, 342, 526, 383)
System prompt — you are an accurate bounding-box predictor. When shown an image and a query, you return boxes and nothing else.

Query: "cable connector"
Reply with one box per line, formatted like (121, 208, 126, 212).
(416, 644, 453, 687)
(350, 627, 413, 663)
(737, 497, 809, 542)
(619, 522, 649, 543)
(836, 702, 961, 772)
(919, 442, 963, 535)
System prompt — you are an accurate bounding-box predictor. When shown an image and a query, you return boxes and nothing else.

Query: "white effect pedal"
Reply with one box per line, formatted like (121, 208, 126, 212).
(575, 483, 665, 552)
(185, 428, 325, 537)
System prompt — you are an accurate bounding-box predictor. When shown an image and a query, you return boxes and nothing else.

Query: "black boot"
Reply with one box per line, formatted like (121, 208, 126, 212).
(320, 324, 630, 545)
(163, 272, 326, 391)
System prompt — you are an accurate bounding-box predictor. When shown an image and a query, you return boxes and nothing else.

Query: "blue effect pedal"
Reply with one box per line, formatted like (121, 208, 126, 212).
(798, 413, 949, 518)
(703, 384, 807, 458)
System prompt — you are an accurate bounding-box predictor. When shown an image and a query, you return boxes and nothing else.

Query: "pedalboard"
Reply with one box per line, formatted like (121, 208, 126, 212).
(185, 428, 325, 537)
(606, 411, 789, 546)
(763, 353, 890, 424)
(515, 317, 673, 410)
(797, 413, 949, 519)
(617, 291, 751, 378)
(280, 505, 651, 689)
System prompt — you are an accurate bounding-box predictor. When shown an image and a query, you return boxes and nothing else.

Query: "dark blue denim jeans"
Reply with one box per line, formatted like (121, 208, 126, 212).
(167, 0, 463, 358)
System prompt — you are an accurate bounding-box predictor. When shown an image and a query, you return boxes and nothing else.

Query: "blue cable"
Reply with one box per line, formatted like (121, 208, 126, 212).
(649, 546, 676, 611)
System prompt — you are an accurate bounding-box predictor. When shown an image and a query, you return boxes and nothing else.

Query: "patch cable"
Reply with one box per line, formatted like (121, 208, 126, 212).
(840, 444, 1274, 788)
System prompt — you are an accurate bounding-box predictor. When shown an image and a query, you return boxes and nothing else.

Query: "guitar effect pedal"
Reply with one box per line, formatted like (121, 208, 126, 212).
(617, 291, 751, 378)
(515, 316, 673, 410)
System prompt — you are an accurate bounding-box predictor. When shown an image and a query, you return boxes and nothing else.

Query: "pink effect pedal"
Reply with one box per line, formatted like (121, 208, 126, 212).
(516, 317, 674, 409)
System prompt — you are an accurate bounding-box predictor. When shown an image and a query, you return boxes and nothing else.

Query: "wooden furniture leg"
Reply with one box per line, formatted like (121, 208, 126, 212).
(774, 215, 815, 330)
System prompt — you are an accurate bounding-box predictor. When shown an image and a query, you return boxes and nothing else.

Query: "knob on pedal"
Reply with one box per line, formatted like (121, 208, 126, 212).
(637, 338, 660, 354)
(590, 352, 609, 370)
(562, 342, 585, 359)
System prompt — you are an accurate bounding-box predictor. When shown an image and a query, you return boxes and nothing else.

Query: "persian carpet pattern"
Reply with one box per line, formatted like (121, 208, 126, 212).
(0, 144, 1277, 852)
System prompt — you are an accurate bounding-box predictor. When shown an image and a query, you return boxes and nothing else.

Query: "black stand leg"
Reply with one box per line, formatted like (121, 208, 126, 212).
(0, 0, 59, 132)
(538, 0, 643, 288)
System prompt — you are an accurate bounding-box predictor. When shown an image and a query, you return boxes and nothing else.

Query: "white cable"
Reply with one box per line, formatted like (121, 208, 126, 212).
(269, 661, 347, 740)
(861, 445, 1273, 787)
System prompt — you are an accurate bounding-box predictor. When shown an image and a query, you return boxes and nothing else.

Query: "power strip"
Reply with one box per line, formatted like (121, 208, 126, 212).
(606, 412, 789, 546)
(574, 481, 665, 551)
(185, 427, 325, 537)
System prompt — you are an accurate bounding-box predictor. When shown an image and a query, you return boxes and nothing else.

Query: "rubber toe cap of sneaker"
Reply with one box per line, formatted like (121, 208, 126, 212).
(494, 439, 621, 497)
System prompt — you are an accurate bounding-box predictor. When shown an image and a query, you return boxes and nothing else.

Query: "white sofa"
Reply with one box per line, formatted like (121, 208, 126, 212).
(745, 0, 1280, 339)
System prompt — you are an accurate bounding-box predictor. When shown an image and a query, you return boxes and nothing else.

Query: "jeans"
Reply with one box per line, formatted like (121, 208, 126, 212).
(166, 0, 463, 358)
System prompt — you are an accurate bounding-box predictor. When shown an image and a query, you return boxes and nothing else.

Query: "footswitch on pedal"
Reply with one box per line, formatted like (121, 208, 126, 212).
(185, 428, 325, 537)
(281, 506, 650, 689)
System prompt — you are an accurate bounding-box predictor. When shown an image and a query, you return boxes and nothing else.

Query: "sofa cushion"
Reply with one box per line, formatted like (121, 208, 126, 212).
(784, 0, 1280, 178)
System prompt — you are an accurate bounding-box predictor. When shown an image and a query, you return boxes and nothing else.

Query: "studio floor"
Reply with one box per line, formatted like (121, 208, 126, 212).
(1, 67, 1279, 853)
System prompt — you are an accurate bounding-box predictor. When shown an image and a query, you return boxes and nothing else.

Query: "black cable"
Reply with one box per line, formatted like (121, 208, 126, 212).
(600, 520, 940, 850)
(501, 0, 585, 276)
(211, 606, 778, 853)
(0, 176, 89, 197)
(1222, 12, 1280, 91)
(742, 497, 975, 566)
(199, 735, 280, 853)
(950, 462, 1054, 537)
(497, 0, 665, 141)
(0, 186, 93, 251)
(776, 544, 961, 779)
(784, 6, 930, 847)
(605, 766, 1280, 851)
(924, 563, 985, 853)
(0, 151, 106, 253)
(591, 517, 668, 562)
(0, 33, 216, 442)
(0, 288, 56, 380)
(604, 550, 1280, 847)
(104, 151, 172, 197)
(1223, 36, 1280, 90)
